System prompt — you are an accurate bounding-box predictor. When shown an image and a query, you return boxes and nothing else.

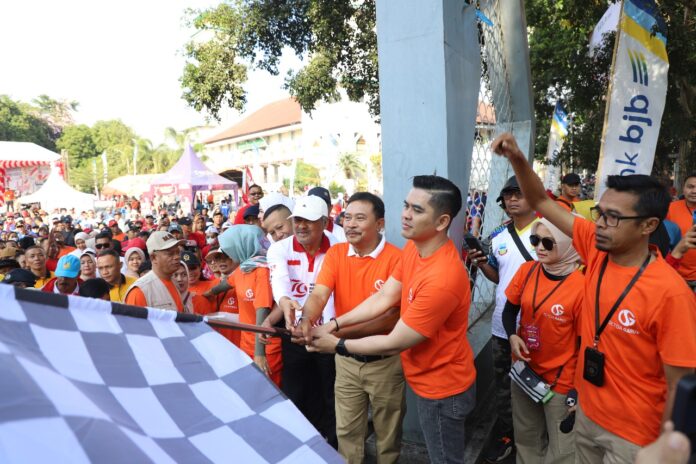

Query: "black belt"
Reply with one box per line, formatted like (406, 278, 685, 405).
(347, 354, 391, 363)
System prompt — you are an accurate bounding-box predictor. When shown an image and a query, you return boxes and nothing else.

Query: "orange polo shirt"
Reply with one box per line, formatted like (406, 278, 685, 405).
(316, 239, 402, 317)
(391, 239, 476, 399)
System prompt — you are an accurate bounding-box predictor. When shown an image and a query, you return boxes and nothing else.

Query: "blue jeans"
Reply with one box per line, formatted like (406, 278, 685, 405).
(416, 384, 476, 464)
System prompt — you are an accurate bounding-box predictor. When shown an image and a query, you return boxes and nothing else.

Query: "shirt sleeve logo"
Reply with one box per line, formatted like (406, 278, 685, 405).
(374, 279, 384, 291)
(497, 243, 508, 256)
(408, 288, 414, 303)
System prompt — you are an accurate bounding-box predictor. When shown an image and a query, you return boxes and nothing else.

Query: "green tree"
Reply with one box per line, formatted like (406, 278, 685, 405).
(0, 95, 56, 150)
(328, 181, 345, 197)
(180, 0, 377, 120)
(57, 125, 98, 167)
(294, 160, 321, 193)
(526, 0, 696, 180)
(338, 152, 365, 179)
(164, 126, 206, 154)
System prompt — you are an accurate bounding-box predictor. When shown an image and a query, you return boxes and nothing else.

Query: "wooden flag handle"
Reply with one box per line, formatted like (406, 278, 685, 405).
(204, 312, 291, 337)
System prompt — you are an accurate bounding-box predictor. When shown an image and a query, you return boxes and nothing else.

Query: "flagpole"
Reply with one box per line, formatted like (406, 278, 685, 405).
(205, 314, 291, 337)
(594, 0, 625, 201)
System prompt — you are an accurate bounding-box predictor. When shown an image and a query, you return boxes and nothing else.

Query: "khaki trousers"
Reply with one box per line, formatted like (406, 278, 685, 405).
(575, 405, 641, 464)
(511, 383, 576, 464)
(335, 354, 406, 464)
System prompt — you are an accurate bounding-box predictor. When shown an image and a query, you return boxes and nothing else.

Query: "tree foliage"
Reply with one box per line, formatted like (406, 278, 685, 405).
(338, 152, 365, 179)
(0, 95, 56, 150)
(180, 0, 378, 121)
(526, 0, 696, 179)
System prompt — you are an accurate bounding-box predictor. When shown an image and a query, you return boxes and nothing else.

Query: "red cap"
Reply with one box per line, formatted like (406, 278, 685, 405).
(123, 237, 147, 251)
(108, 220, 117, 227)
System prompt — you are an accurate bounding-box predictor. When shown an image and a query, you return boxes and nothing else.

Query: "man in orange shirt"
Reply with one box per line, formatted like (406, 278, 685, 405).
(299, 192, 403, 463)
(124, 231, 185, 311)
(666, 173, 696, 289)
(555, 173, 581, 212)
(310, 176, 477, 464)
(492, 132, 696, 463)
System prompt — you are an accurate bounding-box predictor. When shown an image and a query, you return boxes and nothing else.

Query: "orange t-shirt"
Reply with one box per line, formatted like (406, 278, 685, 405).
(391, 239, 476, 399)
(57, 245, 76, 259)
(113, 232, 126, 242)
(226, 267, 279, 355)
(555, 197, 575, 212)
(666, 199, 696, 280)
(124, 278, 184, 311)
(572, 217, 696, 446)
(191, 293, 211, 314)
(505, 262, 583, 394)
(316, 240, 402, 317)
(189, 279, 215, 296)
(206, 276, 241, 346)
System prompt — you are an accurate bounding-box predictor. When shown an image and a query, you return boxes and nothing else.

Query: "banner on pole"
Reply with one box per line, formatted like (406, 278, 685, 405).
(543, 103, 570, 190)
(595, 0, 669, 200)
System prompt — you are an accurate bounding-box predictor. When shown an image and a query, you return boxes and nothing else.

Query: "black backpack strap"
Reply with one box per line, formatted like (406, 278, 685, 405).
(507, 222, 535, 262)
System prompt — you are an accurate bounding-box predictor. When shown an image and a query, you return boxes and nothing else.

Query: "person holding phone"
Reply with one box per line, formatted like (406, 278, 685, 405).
(666, 174, 696, 290)
(503, 218, 583, 463)
(491, 132, 696, 463)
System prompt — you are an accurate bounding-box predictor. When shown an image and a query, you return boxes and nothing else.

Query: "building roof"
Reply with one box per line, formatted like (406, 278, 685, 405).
(204, 98, 302, 144)
(0, 141, 60, 164)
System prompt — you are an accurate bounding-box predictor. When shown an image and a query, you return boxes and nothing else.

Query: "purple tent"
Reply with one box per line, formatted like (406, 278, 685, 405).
(149, 145, 237, 206)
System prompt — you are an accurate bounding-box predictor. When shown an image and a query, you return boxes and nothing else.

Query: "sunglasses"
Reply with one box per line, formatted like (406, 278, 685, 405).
(529, 234, 555, 251)
(95, 243, 111, 250)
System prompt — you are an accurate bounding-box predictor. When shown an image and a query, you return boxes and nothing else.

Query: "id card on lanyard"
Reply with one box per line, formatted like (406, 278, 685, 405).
(524, 265, 569, 352)
(583, 253, 651, 387)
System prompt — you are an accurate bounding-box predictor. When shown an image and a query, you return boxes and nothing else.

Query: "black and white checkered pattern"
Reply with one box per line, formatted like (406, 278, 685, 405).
(0, 285, 341, 463)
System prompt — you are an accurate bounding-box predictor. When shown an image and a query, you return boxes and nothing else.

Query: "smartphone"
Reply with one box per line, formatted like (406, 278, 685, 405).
(464, 235, 483, 252)
(672, 374, 696, 458)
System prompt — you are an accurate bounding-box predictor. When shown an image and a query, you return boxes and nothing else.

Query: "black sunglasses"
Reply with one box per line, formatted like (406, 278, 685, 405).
(95, 243, 111, 250)
(529, 234, 555, 251)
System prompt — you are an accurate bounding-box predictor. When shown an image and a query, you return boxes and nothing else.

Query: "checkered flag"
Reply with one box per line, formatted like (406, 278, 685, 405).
(0, 285, 341, 463)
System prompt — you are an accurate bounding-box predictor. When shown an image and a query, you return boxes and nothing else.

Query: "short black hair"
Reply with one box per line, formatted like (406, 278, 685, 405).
(95, 232, 112, 241)
(346, 192, 385, 219)
(412, 175, 463, 219)
(79, 278, 111, 299)
(97, 248, 120, 261)
(605, 175, 670, 220)
(685, 172, 696, 184)
(264, 204, 291, 219)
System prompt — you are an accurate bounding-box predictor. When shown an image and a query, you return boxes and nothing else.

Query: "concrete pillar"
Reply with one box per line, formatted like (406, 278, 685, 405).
(376, 0, 480, 442)
(377, 0, 480, 252)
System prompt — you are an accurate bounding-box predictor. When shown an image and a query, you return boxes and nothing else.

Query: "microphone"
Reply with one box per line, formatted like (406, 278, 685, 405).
(560, 389, 577, 434)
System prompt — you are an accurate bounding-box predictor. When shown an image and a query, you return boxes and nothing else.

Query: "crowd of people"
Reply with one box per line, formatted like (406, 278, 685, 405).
(0, 135, 695, 464)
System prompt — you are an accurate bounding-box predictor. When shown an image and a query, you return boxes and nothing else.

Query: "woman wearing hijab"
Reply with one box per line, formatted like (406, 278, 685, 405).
(502, 218, 583, 464)
(212, 225, 282, 386)
(79, 250, 98, 281)
(124, 247, 146, 279)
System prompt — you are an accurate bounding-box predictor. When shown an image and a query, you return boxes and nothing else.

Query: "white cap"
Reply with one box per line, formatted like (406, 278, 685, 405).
(288, 196, 328, 221)
(146, 231, 185, 254)
(259, 192, 295, 214)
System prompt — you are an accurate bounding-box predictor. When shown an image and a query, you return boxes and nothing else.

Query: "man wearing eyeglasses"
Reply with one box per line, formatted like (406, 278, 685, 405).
(469, 175, 538, 463)
(491, 132, 696, 464)
(234, 184, 264, 225)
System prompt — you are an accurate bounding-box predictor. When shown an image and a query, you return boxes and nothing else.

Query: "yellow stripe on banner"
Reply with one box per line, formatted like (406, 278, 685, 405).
(621, 16, 668, 63)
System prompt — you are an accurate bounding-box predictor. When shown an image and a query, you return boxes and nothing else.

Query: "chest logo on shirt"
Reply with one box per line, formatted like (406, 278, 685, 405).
(618, 309, 636, 327)
(291, 279, 308, 298)
(497, 243, 508, 256)
(374, 279, 384, 291)
(227, 296, 236, 306)
(245, 288, 254, 300)
(551, 304, 564, 316)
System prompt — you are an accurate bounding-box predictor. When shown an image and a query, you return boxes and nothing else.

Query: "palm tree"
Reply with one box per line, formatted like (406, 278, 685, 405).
(338, 152, 365, 180)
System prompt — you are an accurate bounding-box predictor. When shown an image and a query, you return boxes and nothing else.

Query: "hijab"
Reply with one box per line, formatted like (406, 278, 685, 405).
(218, 225, 269, 273)
(176, 261, 194, 314)
(124, 248, 146, 278)
(531, 217, 580, 276)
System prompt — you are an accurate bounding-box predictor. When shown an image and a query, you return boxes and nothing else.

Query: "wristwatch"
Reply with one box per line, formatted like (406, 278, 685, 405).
(335, 338, 350, 357)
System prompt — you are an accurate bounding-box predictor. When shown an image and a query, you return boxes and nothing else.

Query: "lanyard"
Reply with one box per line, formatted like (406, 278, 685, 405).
(593, 253, 651, 346)
(531, 265, 569, 316)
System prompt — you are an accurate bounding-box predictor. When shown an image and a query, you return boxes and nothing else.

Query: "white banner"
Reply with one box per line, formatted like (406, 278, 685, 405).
(589, 2, 621, 57)
(543, 103, 570, 190)
(595, 0, 669, 200)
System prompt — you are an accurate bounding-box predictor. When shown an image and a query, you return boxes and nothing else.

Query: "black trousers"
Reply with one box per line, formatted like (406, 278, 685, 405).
(281, 339, 337, 448)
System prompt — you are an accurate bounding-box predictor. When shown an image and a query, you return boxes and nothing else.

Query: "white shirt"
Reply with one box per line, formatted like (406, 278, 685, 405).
(327, 222, 347, 243)
(267, 233, 338, 324)
(488, 219, 538, 338)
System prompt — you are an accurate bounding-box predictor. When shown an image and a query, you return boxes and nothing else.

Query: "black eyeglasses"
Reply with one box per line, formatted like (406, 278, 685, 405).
(590, 206, 650, 228)
(95, 243, 110, 250)
(529, 234, 555, 251)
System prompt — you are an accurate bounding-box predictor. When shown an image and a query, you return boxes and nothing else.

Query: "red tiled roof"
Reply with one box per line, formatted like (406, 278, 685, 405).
(204, 98, 302, 144)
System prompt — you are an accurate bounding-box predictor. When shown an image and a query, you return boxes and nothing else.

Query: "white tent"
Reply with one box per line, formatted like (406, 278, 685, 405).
(0, 141, 61, 165)
(18, 168, 96, 212)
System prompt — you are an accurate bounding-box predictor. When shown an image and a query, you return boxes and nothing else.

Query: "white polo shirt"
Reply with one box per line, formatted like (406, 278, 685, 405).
(267, 233, 337, 324)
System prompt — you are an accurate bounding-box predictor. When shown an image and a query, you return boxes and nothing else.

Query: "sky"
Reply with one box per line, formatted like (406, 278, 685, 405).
(1, 0, 302, 144)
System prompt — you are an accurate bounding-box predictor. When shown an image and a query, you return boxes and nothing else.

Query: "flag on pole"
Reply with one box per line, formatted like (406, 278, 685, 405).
(543, 103, 570, 190)
(0, 286, 341, 463)
(242, 166, 254, 205)
(594, 0, 669, 200)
